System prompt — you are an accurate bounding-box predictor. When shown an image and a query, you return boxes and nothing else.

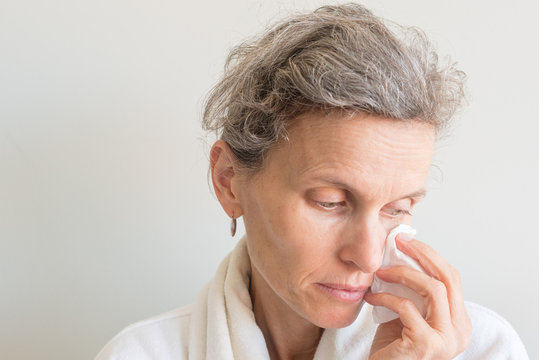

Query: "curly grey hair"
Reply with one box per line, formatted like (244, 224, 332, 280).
(202, 3, 466, 171)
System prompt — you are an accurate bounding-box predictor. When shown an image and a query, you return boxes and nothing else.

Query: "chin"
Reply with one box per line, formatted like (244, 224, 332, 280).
(310, 300, 365, 329)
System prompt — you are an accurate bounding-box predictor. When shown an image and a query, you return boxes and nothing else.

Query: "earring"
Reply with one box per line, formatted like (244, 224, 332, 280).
(230, 215, 237, 237)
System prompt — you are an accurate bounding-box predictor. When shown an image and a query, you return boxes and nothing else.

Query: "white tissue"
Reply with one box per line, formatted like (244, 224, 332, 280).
(371, 224, 426, 324)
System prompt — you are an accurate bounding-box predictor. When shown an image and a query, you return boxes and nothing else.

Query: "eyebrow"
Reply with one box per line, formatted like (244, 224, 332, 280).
(396, 189, 427, 202)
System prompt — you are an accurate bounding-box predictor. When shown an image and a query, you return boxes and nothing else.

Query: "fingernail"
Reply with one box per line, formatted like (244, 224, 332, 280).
(397, 232, 414, 242)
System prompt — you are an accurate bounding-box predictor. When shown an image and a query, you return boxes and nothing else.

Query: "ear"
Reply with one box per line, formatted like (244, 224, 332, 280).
(210, 140, 243, 218)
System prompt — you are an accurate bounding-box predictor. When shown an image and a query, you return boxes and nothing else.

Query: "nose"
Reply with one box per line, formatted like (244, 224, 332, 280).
(337, 215, 386, 273)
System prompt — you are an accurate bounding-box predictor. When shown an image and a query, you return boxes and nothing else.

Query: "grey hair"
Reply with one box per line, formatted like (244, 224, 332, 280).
(202, 3, 466, 172)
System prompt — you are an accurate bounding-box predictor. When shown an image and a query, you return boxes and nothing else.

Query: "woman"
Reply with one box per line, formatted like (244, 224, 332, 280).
(96, 4, 528, 359)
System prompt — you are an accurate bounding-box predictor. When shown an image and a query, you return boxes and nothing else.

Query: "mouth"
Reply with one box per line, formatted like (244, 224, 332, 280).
(315, 283, 369, 303)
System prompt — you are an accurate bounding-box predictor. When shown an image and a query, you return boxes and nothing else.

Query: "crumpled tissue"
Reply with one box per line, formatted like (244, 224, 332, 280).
(370, 224, 426, 324)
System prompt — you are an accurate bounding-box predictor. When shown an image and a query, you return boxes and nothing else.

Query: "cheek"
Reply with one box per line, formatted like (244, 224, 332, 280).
(265, 200, 313, 255)
(244, 185, 346, 289)
(254, 198, 333, 273)
(272, 200, 345, 272)
(242, 191, 299, 262)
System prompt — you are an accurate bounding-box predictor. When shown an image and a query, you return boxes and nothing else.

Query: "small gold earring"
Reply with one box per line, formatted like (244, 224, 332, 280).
(230, 215, 237, 237)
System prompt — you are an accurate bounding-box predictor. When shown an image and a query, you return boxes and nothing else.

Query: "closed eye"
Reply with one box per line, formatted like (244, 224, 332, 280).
(385, 208, 412, 217)
(318, 201, 346, 209)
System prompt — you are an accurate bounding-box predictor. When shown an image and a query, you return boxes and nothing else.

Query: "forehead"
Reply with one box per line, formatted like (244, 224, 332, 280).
(263, 112, 435, 199)
(289, 111, 433, 157)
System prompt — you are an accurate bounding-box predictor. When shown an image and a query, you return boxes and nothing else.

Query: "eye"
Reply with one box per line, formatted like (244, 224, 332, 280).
(318, 201, 346, 210)
(385, 208, 412, 217)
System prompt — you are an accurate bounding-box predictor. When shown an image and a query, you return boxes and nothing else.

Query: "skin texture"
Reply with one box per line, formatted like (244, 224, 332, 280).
(210, 112, 472, 360)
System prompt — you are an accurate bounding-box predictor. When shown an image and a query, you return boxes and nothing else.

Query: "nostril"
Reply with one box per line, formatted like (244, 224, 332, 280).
(336, 219, 387, 272)
(340, 247, 384, 273)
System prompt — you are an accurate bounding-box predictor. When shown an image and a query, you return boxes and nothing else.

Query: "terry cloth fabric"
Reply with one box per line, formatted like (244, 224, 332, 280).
(370, 224, 426, 324)
(95, 236, 530, 360)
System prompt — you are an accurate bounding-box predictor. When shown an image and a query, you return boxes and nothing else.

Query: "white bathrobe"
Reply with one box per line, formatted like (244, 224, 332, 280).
(95, 238, 529, 359)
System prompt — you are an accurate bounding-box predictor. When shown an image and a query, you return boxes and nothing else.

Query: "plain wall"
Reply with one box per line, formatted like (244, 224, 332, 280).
(1, 0, 537, 359)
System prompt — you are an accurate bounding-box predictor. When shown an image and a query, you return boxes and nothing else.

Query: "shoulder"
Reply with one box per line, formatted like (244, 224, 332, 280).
(94, 303, 195, 360)
(456, 301, 529, 359)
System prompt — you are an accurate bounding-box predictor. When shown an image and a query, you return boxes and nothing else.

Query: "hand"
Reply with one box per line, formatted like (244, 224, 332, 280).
(363, 236, 472, 359)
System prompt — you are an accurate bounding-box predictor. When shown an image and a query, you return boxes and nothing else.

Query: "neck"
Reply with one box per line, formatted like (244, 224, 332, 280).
(250, 265, 323, 360)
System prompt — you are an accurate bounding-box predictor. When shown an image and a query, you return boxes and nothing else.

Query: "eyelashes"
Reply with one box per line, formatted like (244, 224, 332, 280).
(316, 201, 412, 217)
(318, 201, 346, 209)
(385, 208, 412, 217)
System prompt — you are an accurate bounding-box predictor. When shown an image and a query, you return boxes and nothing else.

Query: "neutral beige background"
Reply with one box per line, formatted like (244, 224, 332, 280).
(1, 0, 537, 359)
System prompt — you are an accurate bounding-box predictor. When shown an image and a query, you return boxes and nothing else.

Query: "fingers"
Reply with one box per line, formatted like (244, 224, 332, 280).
(395, 237, 467, 322)
(395, 236, 457, 289)
(366, 236, 473, 358)
(376, 266, 451, 327)
(364, 291, 431, 333)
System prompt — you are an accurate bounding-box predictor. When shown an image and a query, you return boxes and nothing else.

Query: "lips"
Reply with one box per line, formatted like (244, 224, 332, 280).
(316, 283, 368, 303)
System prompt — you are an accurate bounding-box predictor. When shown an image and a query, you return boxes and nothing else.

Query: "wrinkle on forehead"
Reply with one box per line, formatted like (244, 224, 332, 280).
(271, 112, 435, 202)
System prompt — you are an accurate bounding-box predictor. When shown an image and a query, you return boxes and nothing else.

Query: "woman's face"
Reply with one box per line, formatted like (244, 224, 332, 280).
(236, 112, 435, 329)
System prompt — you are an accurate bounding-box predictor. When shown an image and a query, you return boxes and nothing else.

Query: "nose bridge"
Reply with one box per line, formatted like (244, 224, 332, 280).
(338, 213, 386, 273)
